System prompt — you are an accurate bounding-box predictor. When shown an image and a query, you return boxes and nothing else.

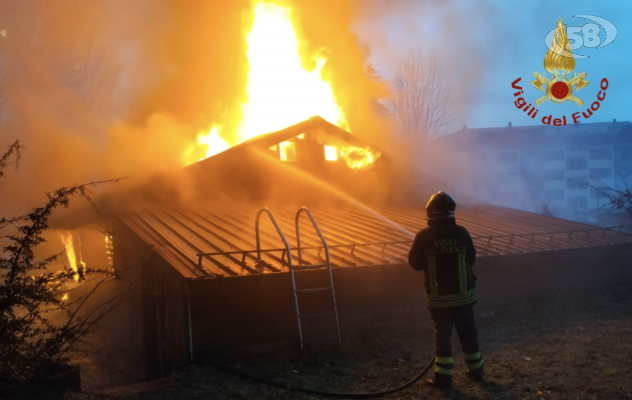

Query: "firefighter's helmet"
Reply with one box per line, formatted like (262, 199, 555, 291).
(426, 191, 456, 219)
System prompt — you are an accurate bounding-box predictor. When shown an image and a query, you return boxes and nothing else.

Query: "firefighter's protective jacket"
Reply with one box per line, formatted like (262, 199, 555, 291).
(408, 218, 477, 308)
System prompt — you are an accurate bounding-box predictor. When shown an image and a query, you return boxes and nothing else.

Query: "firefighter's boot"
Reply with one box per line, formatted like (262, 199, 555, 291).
(464, 352, 484, 382)
(467, 367, 485, 382)
(426, 356, 453, 389)
(425, 374, 453, 389)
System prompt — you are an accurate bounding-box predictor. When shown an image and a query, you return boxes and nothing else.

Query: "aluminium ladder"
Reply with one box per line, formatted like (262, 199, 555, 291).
(255, 207, 341, 348)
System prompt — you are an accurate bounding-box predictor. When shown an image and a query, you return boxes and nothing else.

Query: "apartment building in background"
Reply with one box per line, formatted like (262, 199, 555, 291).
(427, 120, 632, 224)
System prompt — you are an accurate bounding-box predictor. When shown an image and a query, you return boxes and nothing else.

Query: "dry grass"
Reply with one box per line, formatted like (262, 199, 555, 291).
(65, 284, 632, 400)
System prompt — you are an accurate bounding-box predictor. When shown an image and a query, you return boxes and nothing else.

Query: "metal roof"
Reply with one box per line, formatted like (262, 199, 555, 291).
(437, 121, 632, 150)
(446, 121, 631, 137)
(120, 203, 632, 279)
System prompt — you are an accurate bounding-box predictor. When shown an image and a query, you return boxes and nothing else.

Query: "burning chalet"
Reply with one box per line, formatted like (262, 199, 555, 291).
(80, 117, 632, 380)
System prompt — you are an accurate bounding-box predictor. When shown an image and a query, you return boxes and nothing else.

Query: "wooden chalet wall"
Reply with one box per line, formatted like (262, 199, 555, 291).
(113, 222, 190, 380)
(187, 263, 425, 355)
(188, 242, 632, 356)
(114, 218, 632, 376)
(475, 242, 632, 307)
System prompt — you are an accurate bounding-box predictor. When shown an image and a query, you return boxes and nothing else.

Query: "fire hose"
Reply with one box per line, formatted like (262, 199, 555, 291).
(179, 356, 435, 398)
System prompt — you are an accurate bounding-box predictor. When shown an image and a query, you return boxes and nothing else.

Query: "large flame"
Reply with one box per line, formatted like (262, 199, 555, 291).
(194, 1, 348, 159)
(58, 230, 87, 284)
(59, 231, 80, 282)
(235, 2, 347, 142)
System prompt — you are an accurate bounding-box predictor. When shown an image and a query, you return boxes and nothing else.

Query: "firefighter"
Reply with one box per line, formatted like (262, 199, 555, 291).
(408, 191, 484, 389)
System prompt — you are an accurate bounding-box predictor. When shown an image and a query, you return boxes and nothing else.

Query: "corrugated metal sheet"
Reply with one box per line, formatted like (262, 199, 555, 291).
(120, 203, 632, 279)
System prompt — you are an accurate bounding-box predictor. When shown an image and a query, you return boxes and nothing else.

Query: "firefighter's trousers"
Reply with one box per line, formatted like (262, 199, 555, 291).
(428, 304, 484, 380)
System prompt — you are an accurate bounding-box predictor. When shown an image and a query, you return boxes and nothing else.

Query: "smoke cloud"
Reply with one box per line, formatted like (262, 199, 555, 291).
(0, 0, 499, 221)
(0, 1, 499, 387)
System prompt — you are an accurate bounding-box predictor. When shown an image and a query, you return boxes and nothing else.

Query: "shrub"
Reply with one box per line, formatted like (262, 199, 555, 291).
(0, 140, 123, 387)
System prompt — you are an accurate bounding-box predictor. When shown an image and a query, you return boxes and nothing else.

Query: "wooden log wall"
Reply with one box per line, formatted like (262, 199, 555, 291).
(115, 220, 632, 372)
(187, 242, 632, 356)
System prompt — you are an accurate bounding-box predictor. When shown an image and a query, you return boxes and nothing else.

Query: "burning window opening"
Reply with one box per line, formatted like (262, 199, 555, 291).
(298, 133, 305, 139)
(279, 141, 296, 162)
(341, 146, 381, 171)
(324, 145, 338, 161)
(59, 230, 82, 282)
(191, 117, 382, 172)
(105, 232, 114, 267)
(58, 230, 90, 301)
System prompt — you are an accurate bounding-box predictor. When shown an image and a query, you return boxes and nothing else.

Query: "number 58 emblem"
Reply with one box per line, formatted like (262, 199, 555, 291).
(544, 15, 617, 59)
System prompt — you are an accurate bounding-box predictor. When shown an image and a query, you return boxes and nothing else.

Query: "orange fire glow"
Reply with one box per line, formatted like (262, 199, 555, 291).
(59, 231, 80, 282)
(324, 145, 338, 161)
(194, 1, 348, 160)
(341, 146, 381, 171)
(198, 126, 230, 159)
(279, 141, 296, 162)
(105, 233, 114, 267)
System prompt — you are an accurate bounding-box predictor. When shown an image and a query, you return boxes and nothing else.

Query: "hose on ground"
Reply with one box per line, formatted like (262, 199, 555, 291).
(203, 357, 435, 398)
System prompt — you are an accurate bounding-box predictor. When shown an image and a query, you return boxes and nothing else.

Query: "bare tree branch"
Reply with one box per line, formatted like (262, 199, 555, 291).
(587, 173, 632, 224)
(386, 50, 454, 144)
(0, 140, 23, 179)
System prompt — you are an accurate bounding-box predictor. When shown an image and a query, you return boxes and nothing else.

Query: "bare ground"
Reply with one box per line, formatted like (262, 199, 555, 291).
(64, 283, 632, 400)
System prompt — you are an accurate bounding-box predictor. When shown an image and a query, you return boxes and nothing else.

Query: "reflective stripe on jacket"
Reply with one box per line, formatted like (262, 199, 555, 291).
(408, 217, 477, 308)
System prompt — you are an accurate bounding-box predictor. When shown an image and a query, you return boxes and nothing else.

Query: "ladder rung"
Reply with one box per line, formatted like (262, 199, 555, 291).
(302, 334, 340, 344)
(295, 287, 333, 294)
(299, 311, 336, 319)
(293, 207, 341, 348)
(292, 263, 329, 270)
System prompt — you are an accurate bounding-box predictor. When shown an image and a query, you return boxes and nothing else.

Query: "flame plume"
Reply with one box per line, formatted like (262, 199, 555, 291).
(544, 18, 575, 77)
(194, 1, 348, 159)
(58, 230, 86, 282)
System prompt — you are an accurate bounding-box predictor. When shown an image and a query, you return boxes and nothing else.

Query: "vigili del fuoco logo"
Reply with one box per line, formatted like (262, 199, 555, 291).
(511, 17, 609, 126)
